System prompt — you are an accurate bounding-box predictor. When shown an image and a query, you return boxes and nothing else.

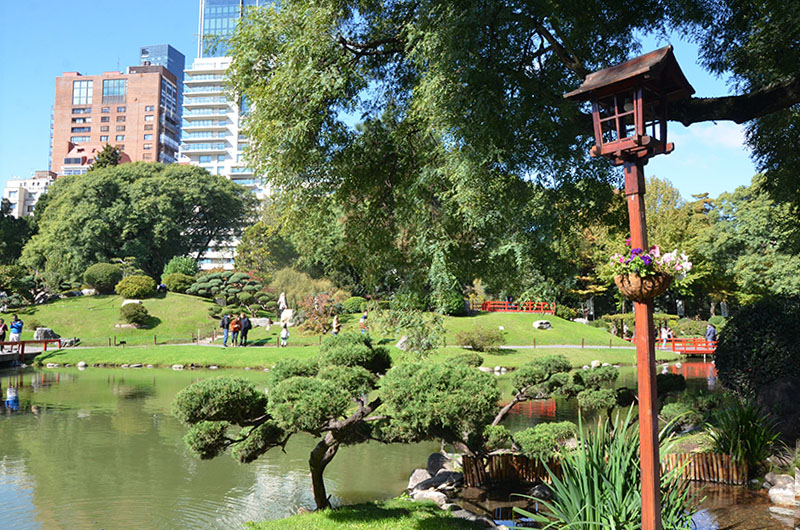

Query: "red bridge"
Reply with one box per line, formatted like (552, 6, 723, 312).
(671, 337, 717, 357)
(478, 300, 556, 315)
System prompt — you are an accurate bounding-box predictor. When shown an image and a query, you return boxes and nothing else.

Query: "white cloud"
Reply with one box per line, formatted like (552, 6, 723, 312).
(669, 122, 748, 151)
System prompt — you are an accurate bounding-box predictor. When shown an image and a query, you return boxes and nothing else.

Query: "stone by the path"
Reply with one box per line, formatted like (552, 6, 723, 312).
(590, 360, 601, 369)
(395, 335, 409, 351)
(81, 288, 96, 296)
(533, 320, 551, 330)
(77, 361, 87, 368)
(121, 299, 142, 306)
(60, 338, 77, 348)
(209, 365, 219, 370)
(768, 475, 796, 506)
(130, 363, 142, 368)
(407, 468, 432, 490)
(172, 364, 184, 370)
(250, 318, 271, 328)
(410, 489, 447, 507)
(34, 328, 60, 340)
(478, 366, 493, 372)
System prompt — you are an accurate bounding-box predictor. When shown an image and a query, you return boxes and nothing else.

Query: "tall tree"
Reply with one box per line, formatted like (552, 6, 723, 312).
(0, 199, 33, 264)
(21, 163, 257, 285)
(88, 144, 121, 171)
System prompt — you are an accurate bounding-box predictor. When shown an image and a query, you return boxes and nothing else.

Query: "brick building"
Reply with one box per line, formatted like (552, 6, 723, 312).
(50, 65, 181, 175)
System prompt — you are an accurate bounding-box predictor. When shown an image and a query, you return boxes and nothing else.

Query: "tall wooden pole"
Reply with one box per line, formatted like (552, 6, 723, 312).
(624, 160, 662, 530)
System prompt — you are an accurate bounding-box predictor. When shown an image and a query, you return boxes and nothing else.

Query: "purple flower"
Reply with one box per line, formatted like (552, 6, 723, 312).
(631, 248, 642, 257)
(642, 255, 653, 266)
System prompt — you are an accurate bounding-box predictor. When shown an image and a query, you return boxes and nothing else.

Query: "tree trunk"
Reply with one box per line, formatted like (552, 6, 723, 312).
(710, 300, 717, 317)
(309, 433, 339, 510)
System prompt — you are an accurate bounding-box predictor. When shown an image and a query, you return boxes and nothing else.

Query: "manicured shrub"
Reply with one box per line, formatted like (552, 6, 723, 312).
(708, 315, 727, 329)
(342, 296, 367, 313)
(162, 273, 194, 293)
(319, 333, 392, 374)
(484, 424, 512, 450)
(162, 256, 199, 277)
(120, 303, 150, 326)
(447, 351, 484, 367)
(115, 275, 156, 299)
(660, 402, 703, 431)
(513, 421, 577, 460)
(454, 327, 505, 352)
(440, 290, 467, 316)
(670, 318, 707, 337)
(84, 263, 122, 294)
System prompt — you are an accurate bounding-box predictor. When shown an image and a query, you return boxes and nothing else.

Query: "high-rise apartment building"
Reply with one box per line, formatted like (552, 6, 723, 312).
(198, 0, 261, 58)
(51, 63, 182, 175)
(140, 44, 185, 125)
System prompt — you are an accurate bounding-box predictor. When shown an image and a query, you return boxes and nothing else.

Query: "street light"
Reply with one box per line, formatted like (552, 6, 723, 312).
(565, 45, 694, 530)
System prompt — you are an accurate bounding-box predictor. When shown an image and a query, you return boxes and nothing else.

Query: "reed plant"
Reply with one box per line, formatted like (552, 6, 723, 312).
(513, 408, 697, 529)
(706, 398, 781, 476)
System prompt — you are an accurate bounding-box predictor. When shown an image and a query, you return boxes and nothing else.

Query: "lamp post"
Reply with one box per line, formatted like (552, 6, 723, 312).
(565, 45, 694, 530)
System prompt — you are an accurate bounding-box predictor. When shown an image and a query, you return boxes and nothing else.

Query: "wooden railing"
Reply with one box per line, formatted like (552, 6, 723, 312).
(479, 301, 556, 315)
(0, 339, 62, 362)
(671, 338, 717, 356)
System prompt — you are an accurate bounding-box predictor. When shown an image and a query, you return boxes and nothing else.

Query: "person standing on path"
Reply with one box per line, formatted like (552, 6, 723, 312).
(239, 313, 251, 346)
(280, 323, 289, 347)
(0, 318, 7, 353)
(9, 315, 23, 353)
(220, 313, 231, 347)
(230, 315, 242, 347)
(705, 323, 717, 342)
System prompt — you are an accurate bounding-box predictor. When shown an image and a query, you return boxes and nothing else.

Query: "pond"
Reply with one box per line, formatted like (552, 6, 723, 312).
(0, 362, 788, 529)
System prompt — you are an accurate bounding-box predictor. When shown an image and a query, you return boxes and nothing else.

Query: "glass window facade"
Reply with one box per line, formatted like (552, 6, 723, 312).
(72, 80, 93, 105)
(102, 79, 127, 104)
(199, 0, 260, 58)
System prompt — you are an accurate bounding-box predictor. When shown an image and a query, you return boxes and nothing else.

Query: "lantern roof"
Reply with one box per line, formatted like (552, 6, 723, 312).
(564, 45, 695, 102)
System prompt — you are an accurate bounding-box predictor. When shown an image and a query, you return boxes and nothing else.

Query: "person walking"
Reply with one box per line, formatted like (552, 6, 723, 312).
(359, 311, 368, 335)
(239, 313, 251, 346)
(0, 318, 7, 353)
(705, 323, 717, 342)
(660, 323, 670, 348)
(331, 314, 341, 335)
(9, 315, 23, 353)
(220, 313, 231, 347)
(280, 323, 289, 347)
(230, 314, 242, 347)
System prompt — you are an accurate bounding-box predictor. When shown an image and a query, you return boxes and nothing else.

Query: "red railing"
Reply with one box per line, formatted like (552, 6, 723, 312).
(480, 300, 556, 315)
(0, 339, 62, 363)
(671, 338, 717, 356)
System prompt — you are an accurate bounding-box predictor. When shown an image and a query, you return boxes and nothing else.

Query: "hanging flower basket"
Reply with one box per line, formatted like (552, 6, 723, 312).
(614, 273, 673, 302)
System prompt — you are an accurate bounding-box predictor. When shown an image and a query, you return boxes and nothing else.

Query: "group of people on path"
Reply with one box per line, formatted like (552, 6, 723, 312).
(219, 313, 252, 347)
(0, 315, 23, 353)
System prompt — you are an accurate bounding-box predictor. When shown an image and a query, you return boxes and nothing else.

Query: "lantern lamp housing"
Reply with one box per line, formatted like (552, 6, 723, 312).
(564, 46, 695, 166)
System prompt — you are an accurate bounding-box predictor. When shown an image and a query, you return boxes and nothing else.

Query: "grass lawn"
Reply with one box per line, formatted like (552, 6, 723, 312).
(244, 498, 484, 530)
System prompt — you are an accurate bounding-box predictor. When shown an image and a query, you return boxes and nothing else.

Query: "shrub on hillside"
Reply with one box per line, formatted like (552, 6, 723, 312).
(555, 305, 578, 320)
(454, 327, 505, 352)
(120, 303, 150, 326)
(162, 273, 194, 293)
(342, 296, 367, 313)
(163, 256, 199, 277)
(115, 275, 156, 299)
(187, 271, 276, 315)
(440, 290, 468, 316)
(84, 263, 123, 294)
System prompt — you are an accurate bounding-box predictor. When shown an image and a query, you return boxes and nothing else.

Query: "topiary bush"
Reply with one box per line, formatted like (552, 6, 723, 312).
(342, 296, 367, 313)
(715, 296, 800, 397)
(115, 275, 156, 299)
(120, 303, 150, 326)
(162, 273, 194, 293)
(163, 256, 199, 277)
(513, 421, 577, 460)
(84, 263, 123, 294)
(447, 351, 484, 367)
(454, 327, 505, 352)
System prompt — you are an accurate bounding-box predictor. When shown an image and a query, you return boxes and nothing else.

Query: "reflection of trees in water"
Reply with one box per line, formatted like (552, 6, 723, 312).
(112, 384, 156, 400)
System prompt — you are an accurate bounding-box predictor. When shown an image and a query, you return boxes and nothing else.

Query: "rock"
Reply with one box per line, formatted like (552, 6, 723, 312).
(602, 362, 611, 367)
(478, 366, 493, 372)
(408, 468, 432, 490)
(81, 288, 96, 296)
(172, 364, 184, 370)
(765, 472, 778, 487)
(427, 453, 449, 475)
(114, 323, 138, 329)
(414, 471, 464, 492)
(64, 364, 72, 367)
(440, 503, 461, 512)
(249, 318, 271, 328)
(494, 366, 501, 372)
(449, 509, 498, 527)
(573, 318, 589, 325)
(527, 483, 553, 501)
(411, 489, 447, 507)
(77, 361, 87, 368)
(582, 365, 590, 371)
(34, 328, 61, 340)
(773, 474, 794, 489)
(130, 363, 142, 368)
(77, 364, 86, 371)
(768, 477, 796, 506)
(121, 299, 142, 307)
(121, 364, 129, 368)
(395, 335, 410, 351)
(590, 360, 601, 369)
(768, 506, 796, 517)
(533, 320, 551, 330)
(146, 364, 154, 369)
(60, 338, 77, 348)
(280, 309, 295, 326)
(209, 365, 219, 370)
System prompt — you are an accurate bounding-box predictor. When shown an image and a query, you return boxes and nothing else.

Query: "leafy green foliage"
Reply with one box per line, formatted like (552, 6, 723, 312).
(172, 377, 269, 425)
(515, 410, 696, 529)
(183, 421, 229, 459)
(83, 263, 122, 294)
(187, 270, 273, 315)
(454, 327, 505, 352)
(162, 273, 194, 294)
(234, 207, 299, 282)
(269, 376, 351, 435)
(342, 296, 367, 314)
(706, 399, 781, 474)
(89, 143, 121, 171)
(267, 358, 319, 384)
(513, 421, 577, 460)
(114, 275, 156, 299)
(715, 296, 800, 396)
(318, 333, 391, 374)
(119, 303, 150, 326)
(372, 306, 445, 358)
(483, 425, 512, 451)
(0, 200, 33, 265)
(447, 351, 484, 368)
(268, 268, 334, 307)
(439, 290, 467, 316)
(162, 256, 199, 277)
(660, 402, 703, 432)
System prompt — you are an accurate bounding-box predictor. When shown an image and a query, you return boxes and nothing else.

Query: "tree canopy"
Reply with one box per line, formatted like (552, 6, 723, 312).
(21, 163, 256, 285)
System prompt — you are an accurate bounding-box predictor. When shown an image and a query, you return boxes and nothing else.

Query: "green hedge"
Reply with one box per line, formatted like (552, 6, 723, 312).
(84, 263, 122, 294)
(115, 275, 156, 299)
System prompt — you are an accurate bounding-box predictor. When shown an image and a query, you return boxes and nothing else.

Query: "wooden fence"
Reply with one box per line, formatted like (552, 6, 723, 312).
(463, 451, 746, 489)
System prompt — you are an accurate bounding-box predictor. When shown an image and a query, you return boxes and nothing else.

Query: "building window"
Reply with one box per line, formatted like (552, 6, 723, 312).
(116, 135, 125, 141)
(116, 115, 126, 122)
(143, 153, 152, 160)
(117, 106, 126, 113)
(71, 127, 91, 133)
(116, 125, 125, 132)
(144, 124, 154, 131)
(217, 166, 224, 174)
(145, 105, 154, 111)
(70, 136, 90, 143)
(101, 116, 110, 123)
(8, 191, 17, 199)
(64, 157, 82, 164)
(117, 144, 125, 150)
(72, 107, 91, 114)
(198, 155, 212, 163)
(71, 117, 91, 123)
(102, 79, 127, 104)
(143, 143, 153, 150)
(144, 134, 153, 140)
(101, 126, 109, 132)
(100, 135, 109, 142)
(101, 107, 110, 113)
(72, 80, 93, 105)
(144, 115, 154, 122)
(27, 206, 34, 213)
(217, 155, 225, 161)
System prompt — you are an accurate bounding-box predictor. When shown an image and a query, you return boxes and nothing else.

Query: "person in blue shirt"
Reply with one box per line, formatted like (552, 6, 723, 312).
(9, 314, 23, 353)
(704, 323, 717, 342)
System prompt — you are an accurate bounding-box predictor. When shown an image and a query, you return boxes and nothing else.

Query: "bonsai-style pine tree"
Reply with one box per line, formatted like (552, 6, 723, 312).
(172, 333, 500, 509)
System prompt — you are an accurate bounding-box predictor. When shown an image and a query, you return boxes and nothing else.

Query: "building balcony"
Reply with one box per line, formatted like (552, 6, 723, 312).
(229, 166, 254, 175)
(180, 142, 228, 154)
(182, 132, 228, 142)
(160, 134, 180, 151)
(184, 74, 226, 84)
(183, 96, 229, 108)
(182, 120, 228, 132)
(185, 85, 225, 95)
(183, 108, 228, 120)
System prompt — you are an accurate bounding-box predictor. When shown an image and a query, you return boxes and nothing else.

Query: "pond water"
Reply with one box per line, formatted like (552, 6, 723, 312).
(0, 362, 789, 529)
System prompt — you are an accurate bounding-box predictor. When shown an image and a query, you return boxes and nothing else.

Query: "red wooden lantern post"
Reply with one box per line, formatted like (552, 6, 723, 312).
(565, 46, 694, 530)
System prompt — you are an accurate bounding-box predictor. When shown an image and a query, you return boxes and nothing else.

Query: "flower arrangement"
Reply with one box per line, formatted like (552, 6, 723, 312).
(610, 241, 692, 301)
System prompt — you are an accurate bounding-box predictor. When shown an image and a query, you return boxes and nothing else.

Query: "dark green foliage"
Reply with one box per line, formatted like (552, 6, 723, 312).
(0, 200, 33, 264)
(708, 315, 726, 329)
(483, 424, 512, 451)
(511, 356, 573, 394)
(162, 273, 194, 293)
(447, 351, 484, 367)
(318, 333, 392, 374)
(555, 306, 579, 321)
(706, 399, 781, 473)
(83, 263, 122, 294)
(513, 421, 577, 460)
(119, 303, 150, 326)
(183, 421, 229, 459)
(163, 256, 199, 277)
(715, 296, 800, 396)
(231, 421, 287, 463)
(573, 365, 618, 389)
(89, 143, 121, 171)
(172, 377, 269, 425)
(657, 373, 687, 395)
(268, 376, 350, 435)
(661, 402, 703, 432)
(342, 296, 367, 313)
(114, 274, 156, 299)
(186, 270, 270, 313)
(577, 388, 617, 412)
(440, 290, 467, 316)
(454, 327, 505, 352)
(268, 357, 320, 384)
(317, 365, 376, 398)
(390, 292, 428, 311)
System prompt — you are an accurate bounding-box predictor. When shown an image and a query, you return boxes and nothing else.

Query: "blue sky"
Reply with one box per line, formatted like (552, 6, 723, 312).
(0, 2, 757, 200)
